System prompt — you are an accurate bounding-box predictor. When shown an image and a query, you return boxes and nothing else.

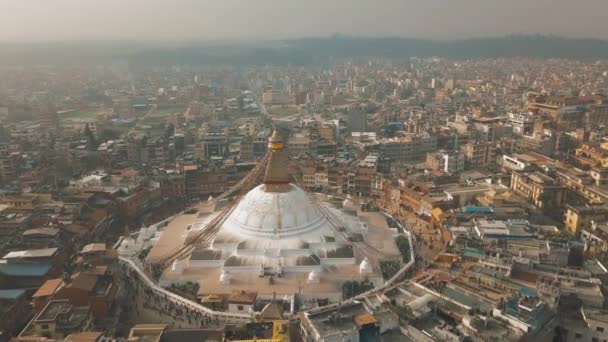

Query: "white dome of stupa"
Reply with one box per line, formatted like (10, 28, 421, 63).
(359, 258, 373, 274)
(221, 184, 330, 239)
(218, 129, 333, 240)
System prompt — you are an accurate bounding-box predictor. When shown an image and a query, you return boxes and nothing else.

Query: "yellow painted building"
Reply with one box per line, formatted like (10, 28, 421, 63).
(575, 143, 608, 168)
(228, 320, 290, 342)
(564, 205, 608, 234)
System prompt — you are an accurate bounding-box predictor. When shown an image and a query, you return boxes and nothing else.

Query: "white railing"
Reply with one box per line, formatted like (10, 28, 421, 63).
(385, 231, 416, 286)
(118, 256, 251, 322)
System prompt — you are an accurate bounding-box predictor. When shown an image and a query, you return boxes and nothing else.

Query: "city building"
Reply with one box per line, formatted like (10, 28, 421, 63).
(17, 300, 93, 340)
(564, 205, 608, 235)
(510, 170, 566, 210)
(425, 150, 465, 174)
(300, 302, 387, 342)
(462, 141, 496, 167)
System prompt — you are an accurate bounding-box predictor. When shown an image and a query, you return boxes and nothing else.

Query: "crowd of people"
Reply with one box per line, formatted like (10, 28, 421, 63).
(118, 263, 228, 329)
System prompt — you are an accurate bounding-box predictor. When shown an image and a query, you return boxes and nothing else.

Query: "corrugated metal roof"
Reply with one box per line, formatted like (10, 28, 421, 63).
(3, 247, 58, 260)
(0, 289, 26, 299)
(32, 278, 64, 298)
(0, 261, 52, 277)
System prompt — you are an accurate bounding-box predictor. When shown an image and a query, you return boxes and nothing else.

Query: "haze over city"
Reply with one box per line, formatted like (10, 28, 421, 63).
(4, 1, 608, 342)
(2, 0, 608, 42)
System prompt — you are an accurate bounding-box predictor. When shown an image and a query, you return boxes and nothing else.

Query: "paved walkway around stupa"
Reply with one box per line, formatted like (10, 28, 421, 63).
(146, 201, 216, 261)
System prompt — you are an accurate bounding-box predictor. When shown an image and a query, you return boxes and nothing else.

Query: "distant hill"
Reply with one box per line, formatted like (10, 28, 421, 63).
(2, 35, 608, 65)
(284, 35, 608, 59)
(131, 35, 608, 65)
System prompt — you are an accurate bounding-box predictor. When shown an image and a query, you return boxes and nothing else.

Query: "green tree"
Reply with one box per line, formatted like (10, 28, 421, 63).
(84, 124, 97, 151)
(82, 153, 100, 171)
(342, 280, 374, 299)
(53, 155, 73, 178)
(400, 89, 414, 99)
(97, 128, 121, 142)
(164, 123, 175, 140)
(237, 96, 245, 111)
(395, 236, 411, 262)
(380, 260, 400, 280)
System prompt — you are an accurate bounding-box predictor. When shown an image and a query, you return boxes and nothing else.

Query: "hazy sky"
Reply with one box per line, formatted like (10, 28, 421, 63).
(2, 0, 608, 42)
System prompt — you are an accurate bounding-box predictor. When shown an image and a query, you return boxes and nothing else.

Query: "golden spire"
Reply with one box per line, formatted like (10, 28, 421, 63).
(268, 128, 284, 151)
(264, 129, 290, 192)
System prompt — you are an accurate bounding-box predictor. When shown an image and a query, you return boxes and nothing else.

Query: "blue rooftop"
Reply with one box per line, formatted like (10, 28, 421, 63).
(0, 289, 26, 300)
(519, 287, 537, 298)
(0, 262, 52, 277)
(463, 247, 485, 259)
(462, 206, 494, 214)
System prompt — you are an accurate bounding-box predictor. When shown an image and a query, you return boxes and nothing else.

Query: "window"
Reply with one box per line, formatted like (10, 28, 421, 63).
(41, 324, 49, 330)
(575, 333, 582, 339)
(237, 305, 244, 311)
(597, 327, 605, 332)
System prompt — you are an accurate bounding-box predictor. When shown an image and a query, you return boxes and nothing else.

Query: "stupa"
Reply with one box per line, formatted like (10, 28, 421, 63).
(156, 130, 400, 298)
(190, 130, 341, 273)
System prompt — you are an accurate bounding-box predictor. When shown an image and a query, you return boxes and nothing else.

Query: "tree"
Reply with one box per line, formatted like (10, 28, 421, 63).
(395, 236, 411, 262)
(380, 260, 401, 280)
(83, 124, 97, 151)
(164, 123, 175, 140)
(53, 155, 73, 178)
(237, 96, 245, 111)
(385, 125, 399, 138)
(0, 124, 9, 143)
(400, 89, 414, 99)
(342, 280, 374, 299)
(97, 128, 121, 142)
(82, 153, 100, 171)
(365, 103, 378, 114)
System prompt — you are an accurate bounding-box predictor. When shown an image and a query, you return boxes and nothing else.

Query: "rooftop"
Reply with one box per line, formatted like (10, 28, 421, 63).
(64, 332, 103, 342)
(304, 302, 370, 337)
(0, 261, 52, 277)
(3, 247, 58, 260)
(37, 299, 73, 321)
(228, 291, 257, 305)
(0, 289, 26, 300)
(22, 227, 60, 237)
(80, 243, 107, 254)
(32, 278, 64, 298)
